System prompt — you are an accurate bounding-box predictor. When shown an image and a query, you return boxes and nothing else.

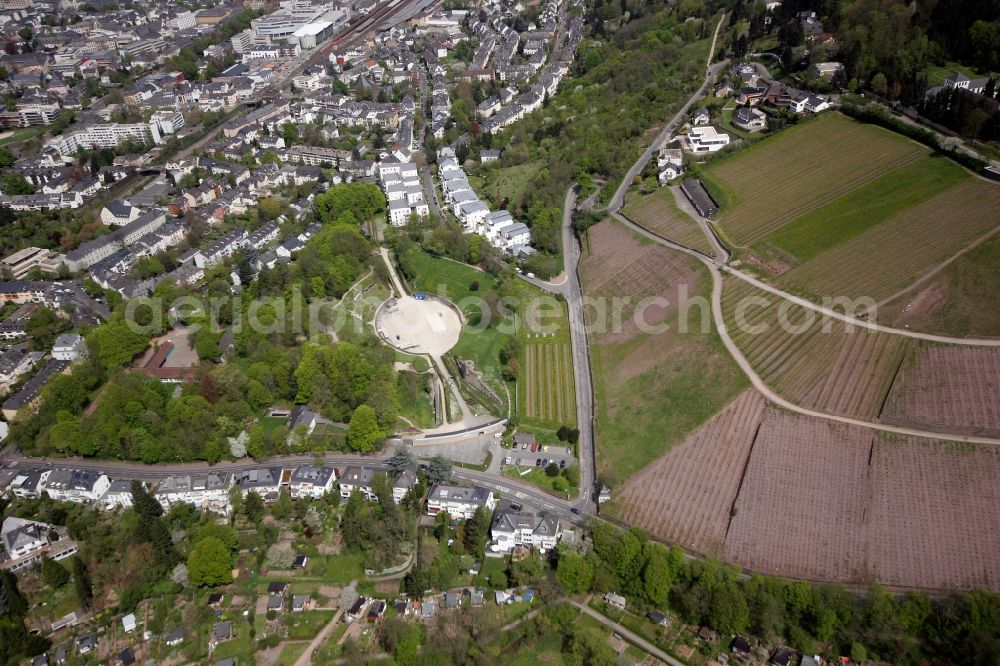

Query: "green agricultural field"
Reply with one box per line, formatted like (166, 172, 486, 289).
(702, 112, 929, 246)
(777, 178, 1000, 302)
(757, 155, 969, 264)
(519, 293, 576, 427)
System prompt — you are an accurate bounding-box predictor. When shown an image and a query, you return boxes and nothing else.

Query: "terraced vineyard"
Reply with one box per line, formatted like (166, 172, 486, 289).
(721, 278, 908, 419)
(882, 345, 1000, 437)
(703, 113, 928, 246)
(778, 178, 1000, 302)
(522, 341, 576, 424)
(723, 409, 873, 582)
(616, 390, 765, 557)
(622, 187, 715, 256)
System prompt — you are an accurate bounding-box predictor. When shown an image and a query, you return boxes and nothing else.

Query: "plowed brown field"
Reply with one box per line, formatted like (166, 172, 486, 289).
(881, 345, 1000, 437)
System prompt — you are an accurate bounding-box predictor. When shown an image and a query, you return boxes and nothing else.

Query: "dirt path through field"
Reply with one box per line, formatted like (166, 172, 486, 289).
(609, 210, 1000, 445)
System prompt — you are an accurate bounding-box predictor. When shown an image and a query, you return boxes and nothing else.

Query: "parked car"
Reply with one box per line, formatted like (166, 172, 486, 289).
(515, 458, 521, 465)
(559, 460, 566, 468)
(542, 459, 549, 467)
(530, 442, 538, 452)
(504, 456, 511, 465)
(571, 508, 581, 515)
(535, 458, 542, 466)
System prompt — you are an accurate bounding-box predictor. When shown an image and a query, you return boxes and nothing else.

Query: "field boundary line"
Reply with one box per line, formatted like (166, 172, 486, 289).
(610, 210, 1000, 444)
(869, 222, 1000, 312)
(722, 267, 1000, 347)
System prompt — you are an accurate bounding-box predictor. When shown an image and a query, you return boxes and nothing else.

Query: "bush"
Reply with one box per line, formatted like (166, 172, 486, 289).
(469, 280, 479, 291)
(545, 462, 560, 477)
(266, 609, 277, 621)
(557, 425, 569, 441)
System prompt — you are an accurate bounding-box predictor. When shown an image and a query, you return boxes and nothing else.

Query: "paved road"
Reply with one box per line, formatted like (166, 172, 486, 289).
(568, 600, 685, 666)
(0, 451, 588, 527)
(560, 187, 597, 510)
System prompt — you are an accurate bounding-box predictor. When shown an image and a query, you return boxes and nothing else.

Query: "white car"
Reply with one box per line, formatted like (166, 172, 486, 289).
(504, 456, 512, 465)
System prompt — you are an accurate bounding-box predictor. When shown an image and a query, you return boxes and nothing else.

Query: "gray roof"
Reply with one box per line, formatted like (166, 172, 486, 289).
(428, 484, 492, 505)
(340, 466, 377, 487)
(42, 468, 104, 492)
(2, 359, 70, 410)
(236, 467, 282, 489)
(2, 516, 54, 553)
(154, 472, 231, 495)
(290, 464, 334, 486)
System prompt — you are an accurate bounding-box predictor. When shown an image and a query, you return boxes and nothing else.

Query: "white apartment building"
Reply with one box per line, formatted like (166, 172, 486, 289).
(426, 484, 495, 520)
(490, 508, 561, 554)
(47, 123, 164, 156)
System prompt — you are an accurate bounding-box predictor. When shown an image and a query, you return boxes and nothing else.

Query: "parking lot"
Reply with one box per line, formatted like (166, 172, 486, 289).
(502, 443, 575, 471)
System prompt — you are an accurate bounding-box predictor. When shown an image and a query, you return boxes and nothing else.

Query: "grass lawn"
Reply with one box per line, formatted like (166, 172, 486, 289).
(757, 155, 970, 264)
(276, 641, 310, 665)
(0, 126, 41, 145)
(394, 351, 430, 372)
(212, 630, 255, 661)
(473, 556, 508, 587)
(399, 371, 435, 428)
(507, 631, 566, 666)
(402, 248, 499, 310)
(313, 624, 349, 661)
(502, 464, 577, 497)
(925, 61, 994, 86)
(285, 610, 336, 640)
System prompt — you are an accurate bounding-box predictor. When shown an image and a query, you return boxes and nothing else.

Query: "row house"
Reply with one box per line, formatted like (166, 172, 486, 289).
(154, 472, 233, 515)
(39, 468, 111, 503)
(236, 467, 283, 501)
(288, 465, 337, 499)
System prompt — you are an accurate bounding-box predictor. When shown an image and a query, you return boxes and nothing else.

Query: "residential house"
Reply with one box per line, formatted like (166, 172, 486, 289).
(288, 465, 336, 499)
(657, 147, 684, 184)
(489, 507, 561, 553)
(154, 472, 233, 515)
(51, 333, 87, 361)
(1, 516, 78, 572)
(236, 467, 282, 501)
(426, 484, 495, 520)
(211, 622, 232, 646)
(684, 126, 730, 153)
(292, 595, 311, 612)
(691, 107, 710, 125)
(733, 106, 767, 132)
(392, 469, 417, 503)
(39, 468, 110, 503)
(99, 479, 136, 510)
(339, 466, 379, 500)
(100, 199, 140, 226)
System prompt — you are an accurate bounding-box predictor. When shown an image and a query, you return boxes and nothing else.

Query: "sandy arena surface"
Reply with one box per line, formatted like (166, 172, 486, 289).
(376, 296, 462, 356)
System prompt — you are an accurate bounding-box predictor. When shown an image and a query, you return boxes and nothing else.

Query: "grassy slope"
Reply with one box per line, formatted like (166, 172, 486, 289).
(519, 292, 576, 428)
(582, 221, 748, 483)
(878, 232, 1000, 337)
(758, 155, 969, 263)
